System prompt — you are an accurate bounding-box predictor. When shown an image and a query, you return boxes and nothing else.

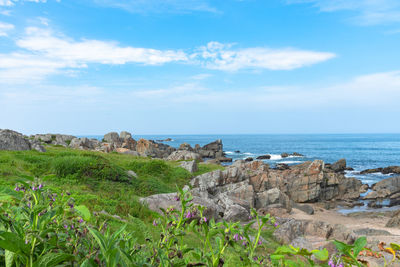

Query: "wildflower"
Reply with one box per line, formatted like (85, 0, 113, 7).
(14, 186, 20, 192)
(337, 264, 343, 267)
(78, 218, 84, 223)
(258, 240, 262, 245)
(66, 192, 71, 196)
(242, 241, 247, 247)
(153, 220, 158, 226)
(274, 222, 279, 228)
(32, 186, 37, 191)
(68, 203, 74, 208)
(174, 196, 180, 201)
(203, 217, 207, 223)
(239, 236, 244, 240)
(185, 211, 192, 219)
(233, 234, 239, 241)
(52, 198, 56, 202)
(53, 219, 57, 223)
(38, 184, 43, 189)
(25, 240, 28, 244)
(253, 256, 258, 261)
(64, 224, 68, 229)
(71, 224, 74, 229)
(248, 215, 253, 220)
(27, 202, 31, 208)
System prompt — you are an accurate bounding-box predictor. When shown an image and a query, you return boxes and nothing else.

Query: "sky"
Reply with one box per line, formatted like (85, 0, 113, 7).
(0, 0, 400, 135)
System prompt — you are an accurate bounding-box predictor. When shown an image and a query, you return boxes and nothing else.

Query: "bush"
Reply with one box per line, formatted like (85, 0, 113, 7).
(52, 155, 129, 182)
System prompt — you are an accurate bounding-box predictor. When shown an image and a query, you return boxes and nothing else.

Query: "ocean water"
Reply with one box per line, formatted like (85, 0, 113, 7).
(84, 134, 400, 186)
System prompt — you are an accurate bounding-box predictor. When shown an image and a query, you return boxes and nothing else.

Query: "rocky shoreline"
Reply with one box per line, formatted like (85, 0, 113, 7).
(2, 129, 400, 264)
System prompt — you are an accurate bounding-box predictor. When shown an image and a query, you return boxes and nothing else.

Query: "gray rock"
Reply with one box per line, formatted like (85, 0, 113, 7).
(293, 203, 314, 215)
(167, 150, 201, 161)
(331, 159, 346, 172)
(126, 170, 137, 178)
(29, 140, 46, 152)
(255, 188, 292, 212)
(178, 143, 193, 151)
(353, 228, 391, 236)
(120, 131, 132, 140)
(103, 132, 120, 143)
(386, 210, 400, 228)
(0, 129, 31, 151)
(180, 160, 198, 173)
(224, 204, 249, 221)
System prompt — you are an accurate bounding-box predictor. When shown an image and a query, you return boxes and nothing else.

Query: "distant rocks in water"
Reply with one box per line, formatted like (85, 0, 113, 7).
(156, 138, 173, 142)
(256, 155, 271, 160)
(217, 157, 233, 163)
(244, 157, 253, 162)
(234, 150, 240, 153)
(0, 129, 46, 152)
(360, 166, 400, 175)
(281, 152, 304, 158)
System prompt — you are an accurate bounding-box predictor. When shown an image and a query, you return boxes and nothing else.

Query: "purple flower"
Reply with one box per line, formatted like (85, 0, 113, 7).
(242, 241, 247, 247)
(53, 219, 57, 223)
(52, 198, 56, 202)
(328, 260, 335, 267)
(25, 240, 28, 244)
(174, 196, 180, 201)
(38, 184, 43, 189)
(248, 215, 253, 220)
(153, 220, 158, 226)
(14, 186, 20, 192)
(253, 256, 258, 261)
(27, 202, 31, 208)
(185, 211, 192, 219)
(258, 240, 262, 245)
(66, 192, 71, 196)
(233, 234, 239, 241)
(70, 224, 74, 229)
(203, 217, 207, 223)
(68, 203, 74, 208)
(239, 236, 244, 240)
(274, 222, 279, 228)
(337, 264, 344, 267)
(78, 218, 84, 223)
(32, 186, 37, 191)
(64, 224, 68, 229)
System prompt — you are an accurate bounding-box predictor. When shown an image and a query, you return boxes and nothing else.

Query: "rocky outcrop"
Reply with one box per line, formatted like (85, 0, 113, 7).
(386, 210, 400, 228)
(194, 139, 224, 159)
(167, 150, 201, 161)
(364, 176, 400, 200)
(180, 160, 198, 173)
(32, 134, 75, 146)
(330, 158, 347, 173)
(0, 129, 45, 152)
(256, 155, 271, 160)
(0, 129, 32, 151)
(360, 166, 400, 175)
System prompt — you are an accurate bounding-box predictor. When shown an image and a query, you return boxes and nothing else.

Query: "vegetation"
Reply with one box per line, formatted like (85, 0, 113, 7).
(0, 147, 399, 266)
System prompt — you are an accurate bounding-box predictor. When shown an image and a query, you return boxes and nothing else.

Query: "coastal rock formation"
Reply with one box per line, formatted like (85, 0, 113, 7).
(364, 176, 400, 199)
(330, 158, 347, 173)
(0, 129, 46, 152)
(167, 150, 201, 161)
(180, 160, 198, 173)
(195, 139, 224, 158)
(360, 166, 400, 175)
(142, 159, 362, 222)
(0, 129, 32, 151)
(256, 155, 271, 160)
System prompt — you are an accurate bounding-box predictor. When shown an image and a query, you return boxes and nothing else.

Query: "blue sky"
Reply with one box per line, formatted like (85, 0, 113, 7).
(1, 0, 400, 135)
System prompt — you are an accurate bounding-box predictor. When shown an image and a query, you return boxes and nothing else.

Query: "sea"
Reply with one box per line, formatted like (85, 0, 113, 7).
(85, 133, 400, 187)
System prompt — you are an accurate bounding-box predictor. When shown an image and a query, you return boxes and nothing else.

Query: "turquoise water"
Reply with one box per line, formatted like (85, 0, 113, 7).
(84, 134, 400, 186)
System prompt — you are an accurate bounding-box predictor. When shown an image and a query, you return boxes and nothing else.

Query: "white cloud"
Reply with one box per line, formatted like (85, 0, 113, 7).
(0, 21, 13, 36)
(192, 41, 336, 71)
(286, 0, 400, 25)
(0, 10, 12, 15)
(93, 0, 218, 14)
(0, 0, 47, 6)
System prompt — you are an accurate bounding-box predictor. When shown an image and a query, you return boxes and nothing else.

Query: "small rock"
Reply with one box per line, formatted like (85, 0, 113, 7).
(256, 155, 271, 160)
(126, 170, 137, 178)
(281, 153, 289, 158)
(244, 157, 253, 162)
(293, 203, 314, 215)
(180, 160, 198, 173)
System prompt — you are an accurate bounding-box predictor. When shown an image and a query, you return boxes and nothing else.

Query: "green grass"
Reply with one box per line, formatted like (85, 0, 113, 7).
(0, 146, 279, 264)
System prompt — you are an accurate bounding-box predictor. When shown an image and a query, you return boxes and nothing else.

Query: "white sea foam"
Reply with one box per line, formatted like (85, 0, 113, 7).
(243, 152, 254, 156)
(269, 154, 282, 160)
(225, 151, 234, 155)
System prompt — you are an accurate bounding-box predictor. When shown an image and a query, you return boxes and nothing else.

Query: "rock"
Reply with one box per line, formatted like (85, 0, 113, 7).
(217, 157, 232, 163)
(367, 200, 382, 208)
(255, 188, 292, 212)
(29, 140, 46, 152)
(292, 152, 304, 157)
(204, 159, 221, 165)
(281, 153, 289, 158)
(136, 139, 175, 158)
(140, 192, 222, 220)
(180, 160, 198, 173)
(103, 132, 120, 143)
(33, 134, 53, 143)
(256, 155, 271, 160)
(0, 129, 31, 151)
(55, 134, 75, 144)
(361, 166, 400, 175)
(126, 170, 137, 178)
(167, 151, 201, 161)
(331, 159, 346, 172)
(386, 210, 400, 228)
(119, 131, 132, 140)
(196, 139, 223, 159)
(360, 168, 383, 174)
(178, 143, 193, 151)
(275, 163, 289, 170)
(293, 203, 314, 215)
(224, 205, 250, 221)
(244, 157, 253, 162)
(69, 137, 98, 150)
(234, 150, 240, 153)
(291, 237, 313, 251)
(365, 176, 400, 199)
(353, 228, 391, 236)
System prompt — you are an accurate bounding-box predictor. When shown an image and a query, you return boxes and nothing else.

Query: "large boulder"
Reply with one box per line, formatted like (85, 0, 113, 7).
(331, 159, 347, 173)
(0, 129, 31, 151)
(178, 143, 193, 151)
(119, 131, 132, 140)
(196, 139, 224, 159)
(255, 188, 292, 212)
(364, 176, 400, 199)
(180, 160, 198, 173)
(103, 132, 120, 143)
(167, 150, 201, 161)
(136, 139, 175, 158)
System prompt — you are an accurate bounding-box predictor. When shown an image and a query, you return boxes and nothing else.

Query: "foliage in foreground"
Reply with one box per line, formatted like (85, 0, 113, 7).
(0, 176, 400, 266)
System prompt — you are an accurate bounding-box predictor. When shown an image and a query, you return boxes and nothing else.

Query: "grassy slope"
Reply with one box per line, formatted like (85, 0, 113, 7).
(0, 146, 279, 265)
